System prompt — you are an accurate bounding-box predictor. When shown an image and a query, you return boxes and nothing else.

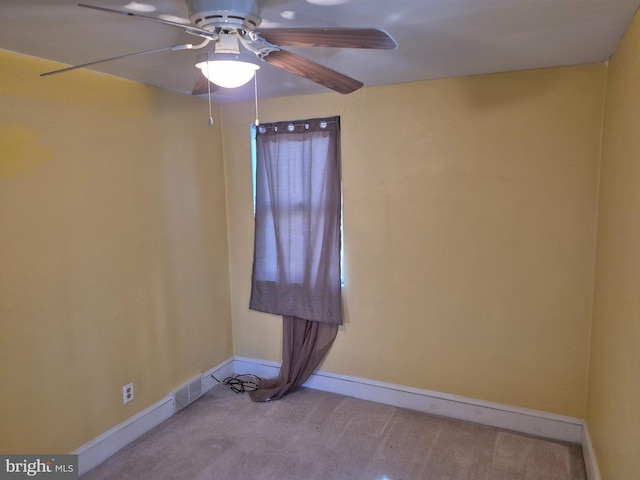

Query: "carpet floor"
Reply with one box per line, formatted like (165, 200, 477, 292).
(81, 385, 587, 480)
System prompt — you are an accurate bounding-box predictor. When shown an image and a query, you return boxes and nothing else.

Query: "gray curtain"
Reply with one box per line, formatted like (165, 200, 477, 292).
(249, 116, 342, 402)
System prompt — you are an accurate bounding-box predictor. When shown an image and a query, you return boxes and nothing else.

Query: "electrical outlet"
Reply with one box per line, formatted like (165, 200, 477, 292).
(123, 383, 134, 404)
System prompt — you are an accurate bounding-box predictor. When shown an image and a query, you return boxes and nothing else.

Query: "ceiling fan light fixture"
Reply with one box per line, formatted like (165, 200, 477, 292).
(196, 54, 260, 89)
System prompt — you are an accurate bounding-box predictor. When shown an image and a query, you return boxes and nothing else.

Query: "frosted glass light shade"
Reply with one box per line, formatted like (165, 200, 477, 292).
(196, 59, 260, 88)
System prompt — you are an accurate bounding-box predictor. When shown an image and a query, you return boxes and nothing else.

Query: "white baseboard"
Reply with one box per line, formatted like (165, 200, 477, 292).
(74, 355, 589, 476)
(582, 423, 602, 480)
(72, 357, 234, 476)
(202, 357, 236, 393)
(233, 356, 584, 444)
(72, 395, 174, 477)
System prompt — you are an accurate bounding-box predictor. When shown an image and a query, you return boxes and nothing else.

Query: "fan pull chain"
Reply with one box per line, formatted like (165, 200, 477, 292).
(207, 52, 214, 126)
(253, 73, 259, 126)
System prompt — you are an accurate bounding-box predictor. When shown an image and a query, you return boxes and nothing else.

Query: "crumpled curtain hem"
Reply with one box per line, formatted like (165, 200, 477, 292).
(249, 315, 339, 402)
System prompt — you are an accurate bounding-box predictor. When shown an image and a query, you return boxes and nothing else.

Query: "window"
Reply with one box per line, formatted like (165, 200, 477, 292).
(250, 121, 345, 286)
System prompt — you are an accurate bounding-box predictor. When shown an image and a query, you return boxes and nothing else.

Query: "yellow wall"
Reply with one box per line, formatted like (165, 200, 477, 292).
(587, 8, 640, 480)
(5, 33, 636, 474)
(221, 63, 605, 418)
(0, 51, 233, 453)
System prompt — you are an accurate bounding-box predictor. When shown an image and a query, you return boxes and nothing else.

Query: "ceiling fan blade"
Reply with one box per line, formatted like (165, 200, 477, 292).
(40, 44, 194, 77)
(78, 3, 213, 38)
(263, 49, 363, 94)
(191, 72, 220, 95)
(256, 28, 397, 49)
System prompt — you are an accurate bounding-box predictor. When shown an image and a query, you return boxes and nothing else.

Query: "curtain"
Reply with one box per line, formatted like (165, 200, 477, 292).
(249, 116, 342, 402)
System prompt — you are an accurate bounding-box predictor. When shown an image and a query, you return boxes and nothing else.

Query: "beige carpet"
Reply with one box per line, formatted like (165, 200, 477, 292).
(81, 385, 586, 480)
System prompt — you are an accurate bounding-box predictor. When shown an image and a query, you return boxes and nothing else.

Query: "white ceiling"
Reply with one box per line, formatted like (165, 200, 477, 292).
(1, 0, 639, 103)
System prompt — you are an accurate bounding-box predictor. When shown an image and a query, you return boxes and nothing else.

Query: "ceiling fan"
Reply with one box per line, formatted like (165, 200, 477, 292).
(41, 0, 397, 96)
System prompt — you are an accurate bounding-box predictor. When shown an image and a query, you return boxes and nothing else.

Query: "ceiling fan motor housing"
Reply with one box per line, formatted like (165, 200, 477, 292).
(186, 0, 263, 32)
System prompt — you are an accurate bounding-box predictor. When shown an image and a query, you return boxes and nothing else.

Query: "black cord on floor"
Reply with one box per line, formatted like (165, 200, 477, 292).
(211, 374, 262, 393)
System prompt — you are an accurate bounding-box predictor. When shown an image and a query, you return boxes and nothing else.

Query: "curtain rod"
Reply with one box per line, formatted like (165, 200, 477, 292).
(257, 118, 338, 133)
